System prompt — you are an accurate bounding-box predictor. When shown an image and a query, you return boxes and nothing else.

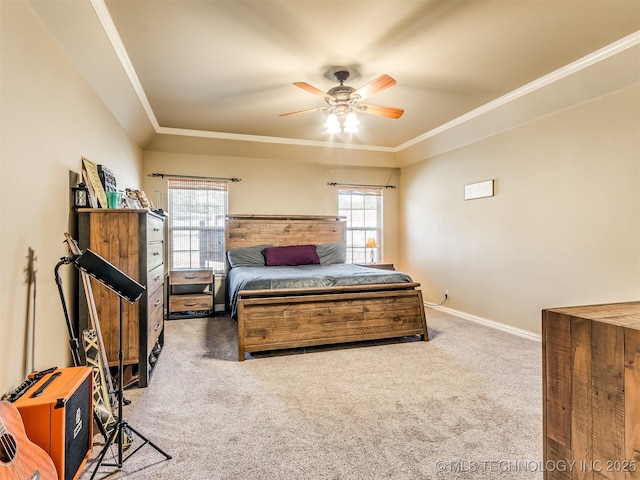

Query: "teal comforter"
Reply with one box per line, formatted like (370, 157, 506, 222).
(228, 263, 413, 318)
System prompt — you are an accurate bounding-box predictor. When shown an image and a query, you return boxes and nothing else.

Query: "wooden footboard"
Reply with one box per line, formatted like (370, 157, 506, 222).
(237, 283, 429, 361)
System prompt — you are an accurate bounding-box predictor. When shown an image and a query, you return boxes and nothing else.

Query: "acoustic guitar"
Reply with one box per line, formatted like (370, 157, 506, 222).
(0, 401, 57, 480)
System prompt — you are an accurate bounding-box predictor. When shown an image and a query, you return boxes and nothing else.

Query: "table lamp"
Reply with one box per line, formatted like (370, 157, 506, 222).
(366, 238, 379, 263)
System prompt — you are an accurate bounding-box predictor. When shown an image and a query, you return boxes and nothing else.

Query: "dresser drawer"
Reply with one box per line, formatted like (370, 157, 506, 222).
(147, 264, 164, 295)
(147, 287, 164, 343)
(147, 216, 164, 243)
(147, 291, 164, 353)
(169, 269, 212, 285)
(147, 242, 164, 271)
(169, 293, 213, 313)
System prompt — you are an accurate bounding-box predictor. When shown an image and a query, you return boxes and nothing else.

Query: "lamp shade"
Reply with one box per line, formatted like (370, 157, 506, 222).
(343, 112, 360, 133)
(366, 238, 379, 249)
(324, 113, 341, 134)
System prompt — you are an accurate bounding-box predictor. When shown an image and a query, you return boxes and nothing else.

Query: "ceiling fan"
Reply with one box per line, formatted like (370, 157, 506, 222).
(280, 70, 404, 132)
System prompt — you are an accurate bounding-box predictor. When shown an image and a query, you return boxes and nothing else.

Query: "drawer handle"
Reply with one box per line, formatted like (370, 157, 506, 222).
(153, 299, 162, 306)
(184, 302, 198, 307)
(154, 323, 162, 331)
(154, 275, 162, 281)
(153, 252, 160, 256)
(153, 227, 160, 232)
(183, 275, 198, 279)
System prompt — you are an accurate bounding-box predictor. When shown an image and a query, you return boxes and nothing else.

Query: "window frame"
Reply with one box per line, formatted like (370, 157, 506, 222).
(167, 178, 228, 273)
(338, 186, 383, 264)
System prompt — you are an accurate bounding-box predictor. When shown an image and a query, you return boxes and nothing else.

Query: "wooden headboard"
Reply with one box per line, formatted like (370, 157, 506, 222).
(226, 215, 346, 249)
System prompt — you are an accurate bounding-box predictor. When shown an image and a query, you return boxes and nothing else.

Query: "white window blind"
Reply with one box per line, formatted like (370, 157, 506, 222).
(338, 186, 383, 263)
(167, 178, 228, 272)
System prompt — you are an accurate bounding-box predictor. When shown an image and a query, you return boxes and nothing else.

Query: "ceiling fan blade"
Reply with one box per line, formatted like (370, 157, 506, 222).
(279, 107, 324, 117)
(360, 104, 404, 119)
(353, 74, 397, 101)
(293, 82, 330, 99)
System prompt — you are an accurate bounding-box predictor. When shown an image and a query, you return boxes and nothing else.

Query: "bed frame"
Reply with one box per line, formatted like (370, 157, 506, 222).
(226, 214, 429, 361)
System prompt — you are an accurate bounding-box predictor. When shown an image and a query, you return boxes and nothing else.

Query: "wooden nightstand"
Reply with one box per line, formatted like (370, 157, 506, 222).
(167, 269, 214, 319)
(355, 263, 395, 271)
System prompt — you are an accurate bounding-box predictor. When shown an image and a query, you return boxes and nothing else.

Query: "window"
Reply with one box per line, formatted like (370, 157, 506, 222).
(167, 178, 228, 272)
(338, 187, 383, 263)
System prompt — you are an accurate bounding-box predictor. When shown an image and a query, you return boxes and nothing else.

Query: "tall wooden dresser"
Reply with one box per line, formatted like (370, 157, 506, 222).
(77, 208, 165, 387)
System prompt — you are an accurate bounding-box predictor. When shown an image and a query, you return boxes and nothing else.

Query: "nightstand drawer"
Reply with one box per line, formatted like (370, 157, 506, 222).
(169, 269, 212, 285)
(169, 294, 213, 313)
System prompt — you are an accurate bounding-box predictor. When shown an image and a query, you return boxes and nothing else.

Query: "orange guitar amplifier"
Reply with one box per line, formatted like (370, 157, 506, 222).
(14, 366, 93, 480)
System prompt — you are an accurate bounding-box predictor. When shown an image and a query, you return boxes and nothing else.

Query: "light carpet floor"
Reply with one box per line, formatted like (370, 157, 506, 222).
(80, 307, 543, 480)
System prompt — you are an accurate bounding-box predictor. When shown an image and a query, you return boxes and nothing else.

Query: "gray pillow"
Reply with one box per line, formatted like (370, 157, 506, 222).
(316, 241, 346, 264)
(227, 245, 272, 268)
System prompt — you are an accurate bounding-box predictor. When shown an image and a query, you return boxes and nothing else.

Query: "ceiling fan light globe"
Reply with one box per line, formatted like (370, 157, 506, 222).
(343, 112, 360, 133)
(324, 113, 341, 133)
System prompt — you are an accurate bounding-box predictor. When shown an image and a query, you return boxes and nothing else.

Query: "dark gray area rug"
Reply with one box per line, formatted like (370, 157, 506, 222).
(81, 308, 542, 479)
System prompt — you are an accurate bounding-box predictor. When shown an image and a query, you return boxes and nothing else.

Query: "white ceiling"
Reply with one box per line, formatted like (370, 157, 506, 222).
(28, 0, 640, 153)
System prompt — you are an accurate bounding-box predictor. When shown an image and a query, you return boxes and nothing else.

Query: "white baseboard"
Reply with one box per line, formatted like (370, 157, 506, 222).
(430, 305, 541, 342)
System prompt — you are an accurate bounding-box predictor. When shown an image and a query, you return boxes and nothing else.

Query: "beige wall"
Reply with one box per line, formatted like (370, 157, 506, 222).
(0, 2, 143, 392)
(400, 84, 640, 334)
(142, 150, 401, 265)
(3, 0, 637, 396)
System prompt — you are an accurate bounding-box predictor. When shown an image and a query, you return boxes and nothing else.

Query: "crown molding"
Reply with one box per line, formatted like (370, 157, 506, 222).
(93, 0, 639, 155)
(397, 30, 640, 152)
(90, 0, 159, 130)
(155, 127, 396, 152)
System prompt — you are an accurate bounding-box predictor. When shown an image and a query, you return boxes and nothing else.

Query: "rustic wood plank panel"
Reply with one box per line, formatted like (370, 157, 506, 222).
(243, 325, 425, 348)
(244, 291, 421, 316)
(237, 301, 246, 360)
(243, 306, 423, 331)
(241, 287, 421, 306)
(240, 299, 425, 357)
(545, 438, 572, 480)
(591, 321, 625, 480)
(239, 283, 420, 300)
(550, 302, 640, 318)
(243, 309, 423, 333)
(244, 333, 401, 353)
(571, 317, 593, 480)
(238, 290, 427, 360)
(544, 310, 572, 449)
(123, 213, 139, 363)
(625, 328, 640, 479)
(248, 295, 404, 312)
(244, 328, 424, 347)
(226, 215, 346, 248)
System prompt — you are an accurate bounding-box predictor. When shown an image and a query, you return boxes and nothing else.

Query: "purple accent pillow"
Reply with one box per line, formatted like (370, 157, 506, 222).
(262, 245, 321, 266)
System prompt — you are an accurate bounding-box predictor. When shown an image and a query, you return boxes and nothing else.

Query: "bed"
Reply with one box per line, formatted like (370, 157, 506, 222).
(226, 215, 429, 361)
